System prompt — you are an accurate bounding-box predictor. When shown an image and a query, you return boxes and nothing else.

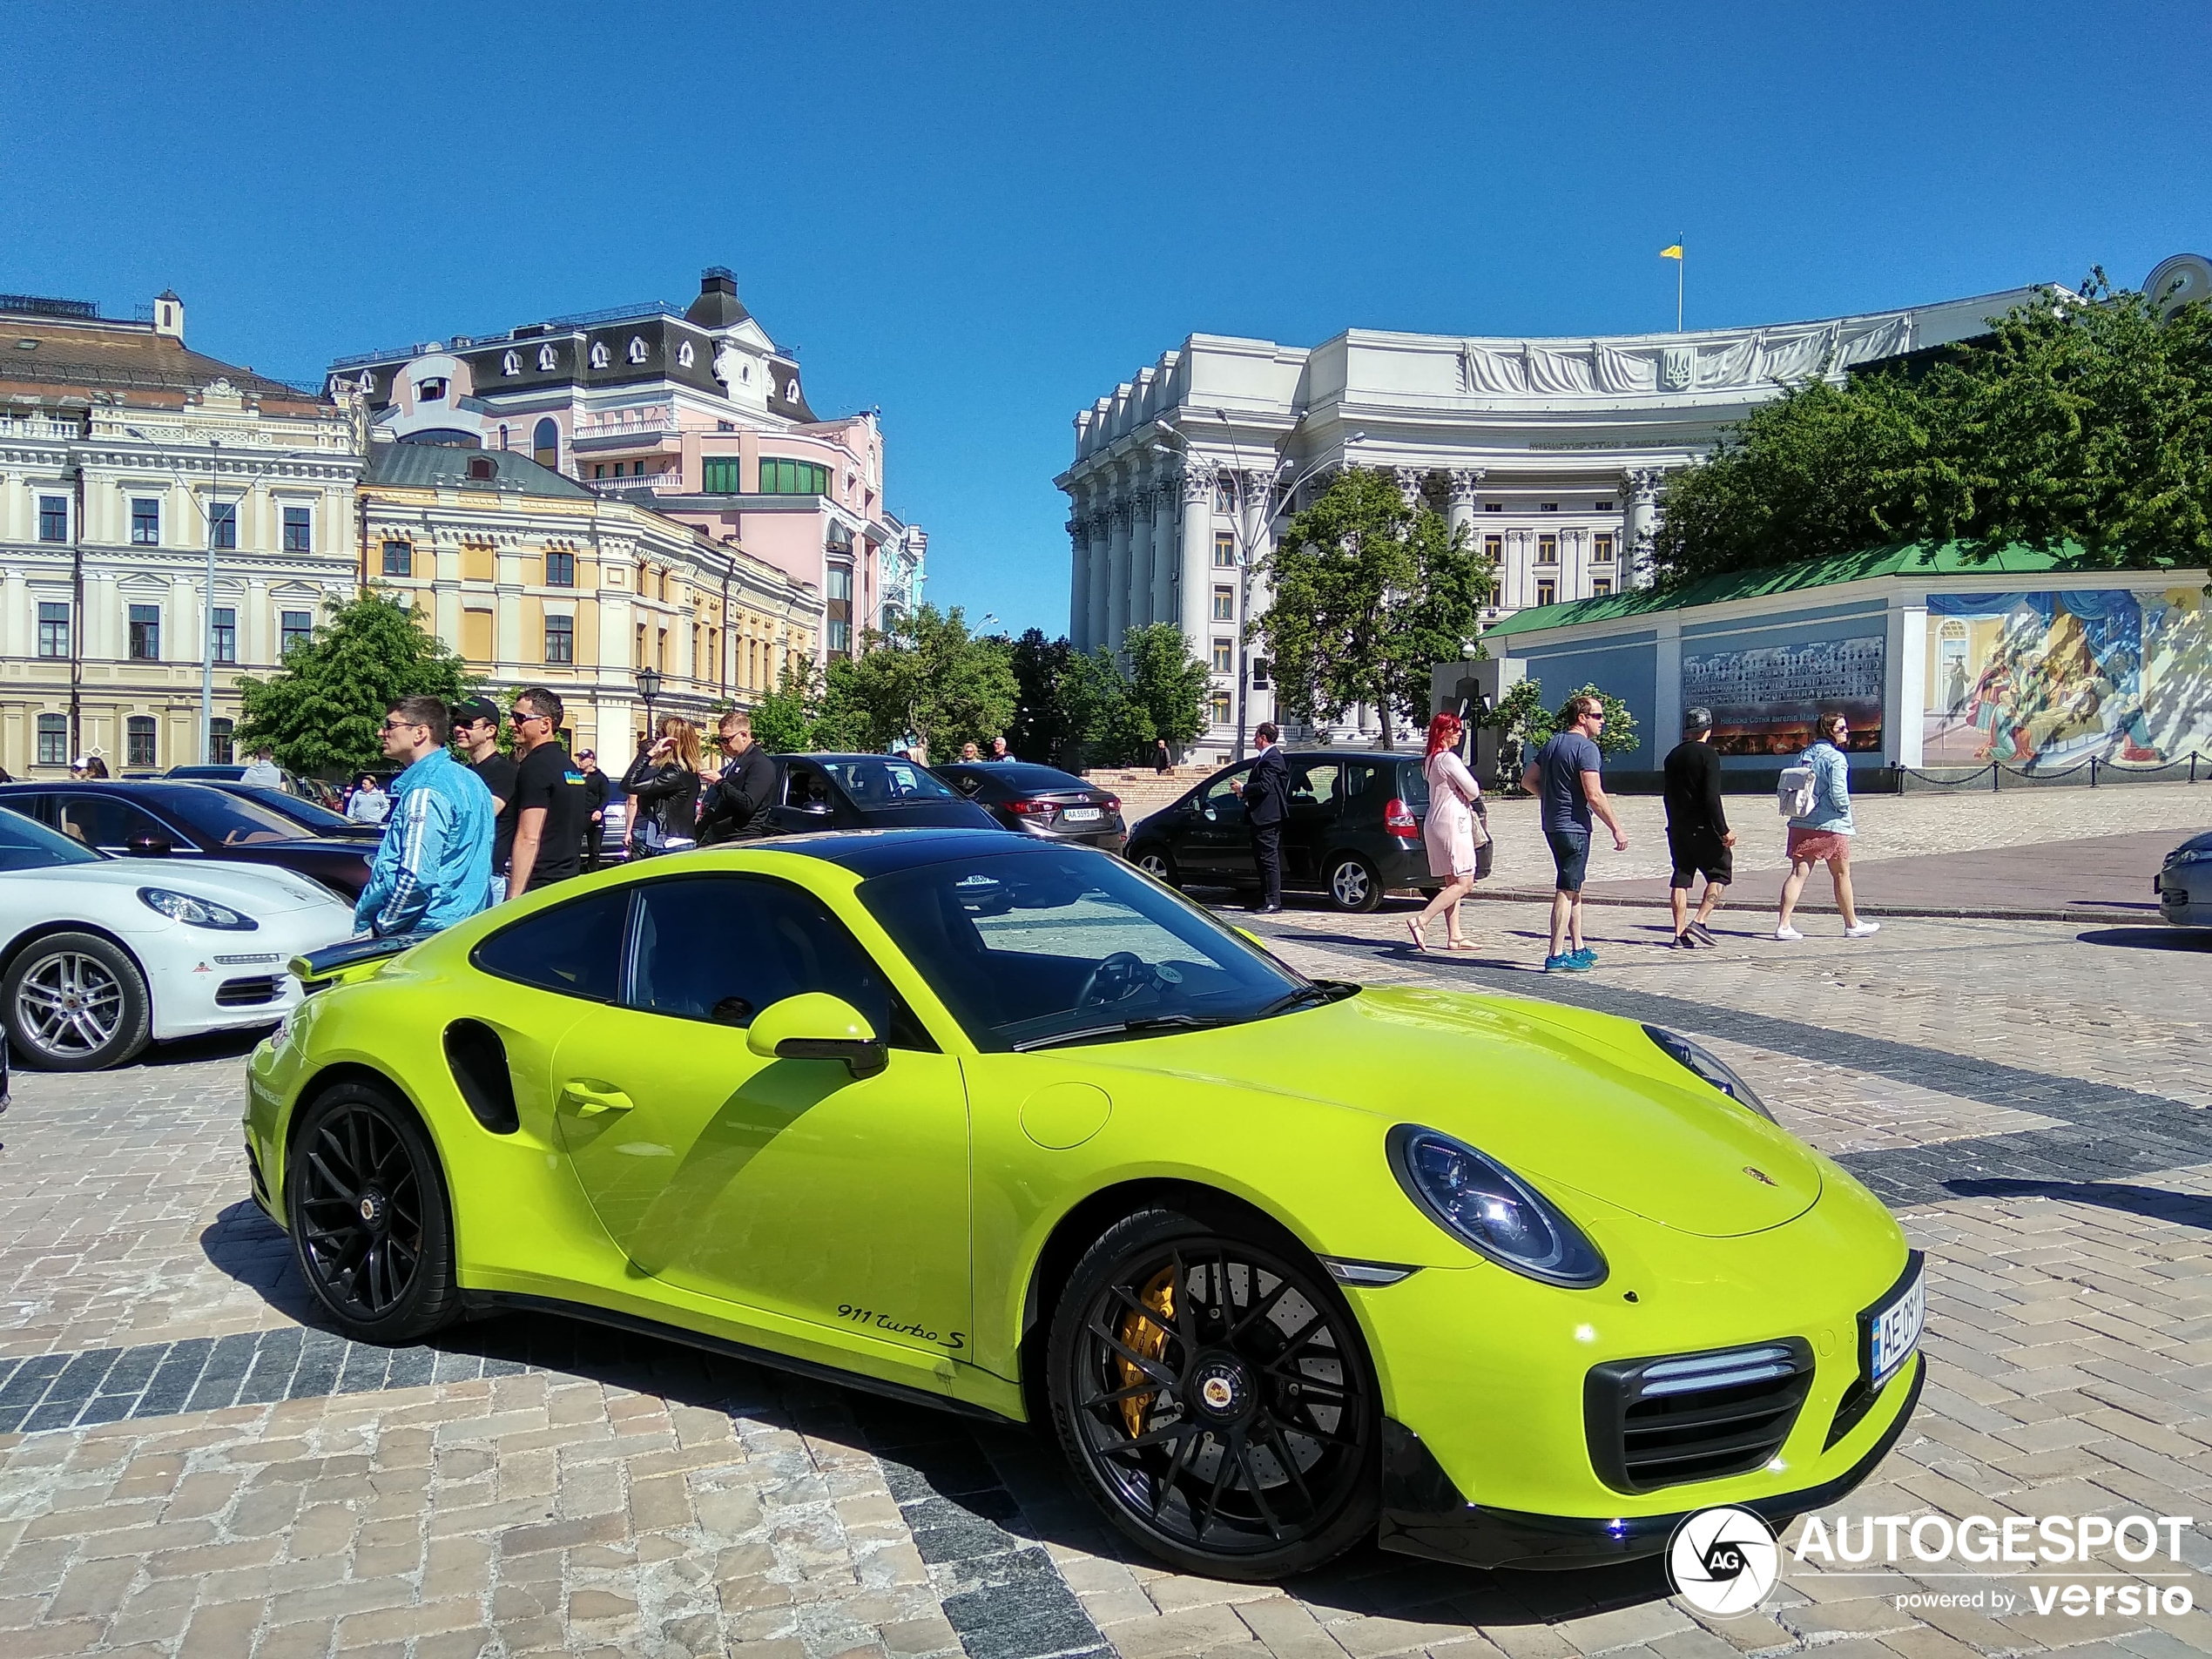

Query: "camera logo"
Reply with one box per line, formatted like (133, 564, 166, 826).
(1669, 1507, 1782, 1616)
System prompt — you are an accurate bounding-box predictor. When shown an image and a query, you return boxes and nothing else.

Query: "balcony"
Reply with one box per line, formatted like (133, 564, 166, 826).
(574, 406, 678, 442)
(586, 472, 681, 498)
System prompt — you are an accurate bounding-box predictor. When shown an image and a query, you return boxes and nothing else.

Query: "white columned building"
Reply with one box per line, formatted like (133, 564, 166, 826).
(1058, 276, 2071, 764)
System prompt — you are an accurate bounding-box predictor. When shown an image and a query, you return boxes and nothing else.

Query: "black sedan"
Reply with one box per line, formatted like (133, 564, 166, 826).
(758, 754, 1001, 835)
(0, 783, 374, 901)
(932, 761, 1125, 853)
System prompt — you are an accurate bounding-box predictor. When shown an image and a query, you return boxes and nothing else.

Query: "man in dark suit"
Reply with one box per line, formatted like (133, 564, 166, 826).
(1238, 722, 1288, 913)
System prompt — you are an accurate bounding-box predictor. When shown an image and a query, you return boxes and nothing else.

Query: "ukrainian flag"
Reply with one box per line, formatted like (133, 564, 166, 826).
(1660, 244, 1683, 260)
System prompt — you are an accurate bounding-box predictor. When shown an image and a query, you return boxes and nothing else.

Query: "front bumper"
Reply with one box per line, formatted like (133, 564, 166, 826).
(1378, 1354, 1923, 1569)
(2156, 863, 2210, 928)
(143, 907, 353, 1039)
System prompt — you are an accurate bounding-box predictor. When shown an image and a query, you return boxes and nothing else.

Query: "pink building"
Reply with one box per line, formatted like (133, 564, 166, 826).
(327, 268, 926, 660)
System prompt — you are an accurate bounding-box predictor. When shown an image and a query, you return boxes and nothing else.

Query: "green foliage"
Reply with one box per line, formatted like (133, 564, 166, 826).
(1256, 468, 1493, 747)
(233, 590, 475, 776)
(1655, 273, 2212, 583)
(1005, 623, 1210, 768)
(1481, 678, 1639, 760)
(1116, 623, 1211, 752)
(815, 604, 1019, 762)
(748, 656, 824, 753)
(1557, 683, 1640, 758)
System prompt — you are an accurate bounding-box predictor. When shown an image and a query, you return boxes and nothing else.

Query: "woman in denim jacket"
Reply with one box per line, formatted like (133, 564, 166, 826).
(1776, 711, 1881, 941)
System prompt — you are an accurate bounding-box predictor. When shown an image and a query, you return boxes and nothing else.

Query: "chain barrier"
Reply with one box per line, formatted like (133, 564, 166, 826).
(1898, 753, 2204, 792)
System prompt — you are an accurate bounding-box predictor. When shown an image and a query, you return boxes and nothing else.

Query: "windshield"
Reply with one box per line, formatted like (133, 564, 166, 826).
(858, 847, 1312, 1051)
(0, 806, 102, 870)
(820, 757, 958, 805)
(158, 790, 307, 846)
(231, 785, 355, 832)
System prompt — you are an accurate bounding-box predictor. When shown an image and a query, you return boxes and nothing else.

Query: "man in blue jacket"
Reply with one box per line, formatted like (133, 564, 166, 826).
(353, 696, 496, 939)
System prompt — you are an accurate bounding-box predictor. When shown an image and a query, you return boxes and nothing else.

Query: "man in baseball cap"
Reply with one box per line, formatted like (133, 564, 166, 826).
(449, 696, 516, 848)
(1662, 705, 1734, 948)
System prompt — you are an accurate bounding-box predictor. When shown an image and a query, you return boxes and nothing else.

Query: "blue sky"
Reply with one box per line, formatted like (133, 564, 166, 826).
(3, 1, 2206, 635)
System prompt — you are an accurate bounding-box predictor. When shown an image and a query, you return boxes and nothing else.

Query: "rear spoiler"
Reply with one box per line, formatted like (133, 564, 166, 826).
(289, 935, 415, 995)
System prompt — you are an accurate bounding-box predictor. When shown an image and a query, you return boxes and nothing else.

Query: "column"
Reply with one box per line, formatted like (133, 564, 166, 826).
(1393, 466, 1425, 510)
(1445, 469, 1483, 550)
(1084, 509, 1111, 652)
(1239, 469, 1277, 729)
(1104, 493, 1133, 652)
(1892, 601, 1926, 769)
(1177, 462, 1213, 662)
(1124, 469, 1154, 631)
(1150, 475, 1177, 629)
(1621, 468, 1663, 589)
(1065, 513, 1091, 649)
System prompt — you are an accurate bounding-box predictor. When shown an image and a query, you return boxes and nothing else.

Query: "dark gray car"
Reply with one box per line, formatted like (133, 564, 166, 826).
(1124, 749, 1436, 911)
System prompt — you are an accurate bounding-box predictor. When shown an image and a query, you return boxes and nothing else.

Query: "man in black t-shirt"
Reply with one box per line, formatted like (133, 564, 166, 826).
(1662, 705, 1735, 949)
(502, 686, 588, 899)
(452, 696, 519, 874)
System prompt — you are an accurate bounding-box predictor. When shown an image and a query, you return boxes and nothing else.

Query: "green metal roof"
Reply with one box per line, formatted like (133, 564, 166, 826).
(363, 440, 596, 500)
(1480, 541, 2131, 637)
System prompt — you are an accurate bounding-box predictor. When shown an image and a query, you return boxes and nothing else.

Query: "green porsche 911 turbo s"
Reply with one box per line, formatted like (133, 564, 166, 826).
(246, 828, 1924, 1581)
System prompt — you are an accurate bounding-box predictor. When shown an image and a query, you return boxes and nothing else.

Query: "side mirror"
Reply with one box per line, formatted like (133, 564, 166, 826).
(126, 833, 173, 857)
(745, 993, 887, 1078)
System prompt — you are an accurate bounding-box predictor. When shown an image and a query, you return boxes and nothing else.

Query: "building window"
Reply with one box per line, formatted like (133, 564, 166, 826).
(826, 618, 852, 653)
(131, 498, 160, 545)
(38, 496, 67, 542)
(1540, 502, 1559, 513)
(1213, 533, 1236, 569)
(532, 417, 558, 467)
(1536, 535, 1558, 564)
(536, 344, 556, 371)
(657, 628, 668, 670)
(702, 456, 742, 493)
(1250, 657, 1271, 690)
(126, 717, 157, 770)
(1536, 579, 1556, 606)
(36, 714, 66, 766)
(1592, 578, 1613, 597)
(590, 341, 610, 368)
(37, 602, 70, 659)
(501, 351, 519, 375)
(1483, 534, 1503, 563)
(497, 424, 509, 449)
(1213, 478, 1235, 514)
(415, 377, 447, 402)
(209, 718, 234, 765)
(1593, 533, 1615, 563)
(282, 507, 311, 552)
(212, 607, 237, 664)
(677, 341, 695, 368)
(758, 457, 828, 495)
(1211, 586, 1235, 622)
(1595, 499, 1614, 511)
(210, 501, 238, 550)
(1211, 638, 1233, 674)
(544, 615, 575, 664)
(127, 604, 161, 661)
(1208, 691, 1231, 725)
(627, 336, 648, 364)
(827, 565, 853, 601)
(545, 550, 576, 587)
(280, 610, 313, 655)
(381, 540, 412, 577)
(1483, 502, 1503, 513)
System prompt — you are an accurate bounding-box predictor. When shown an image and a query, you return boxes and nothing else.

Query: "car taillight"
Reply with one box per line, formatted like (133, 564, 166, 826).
(1103, 796, 1120, 813)
(1386, 798, 1419, 834)
(1007, 798, 1054, 815)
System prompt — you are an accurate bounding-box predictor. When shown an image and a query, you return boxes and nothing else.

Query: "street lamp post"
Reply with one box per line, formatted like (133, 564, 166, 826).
(634, 664, 663, 745)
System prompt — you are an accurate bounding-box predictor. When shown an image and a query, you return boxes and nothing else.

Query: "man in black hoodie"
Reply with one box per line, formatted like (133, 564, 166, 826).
(698, 710, 779, 844)
(1663, 705, 1735, 948)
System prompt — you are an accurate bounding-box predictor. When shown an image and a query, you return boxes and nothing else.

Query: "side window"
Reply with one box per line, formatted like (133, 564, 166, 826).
(1289, 762, 1340, 813)
(3, 794, 57, 832)
(1397, 760, 1432, 809)
(1339, 764, 1381, 816)
(1199, 766, 1251, 818)
(472, 888, 630, 1003)
(627, 873, 908, 1042)
(61, 795, 173, 852)
(784, 764, 833, 813)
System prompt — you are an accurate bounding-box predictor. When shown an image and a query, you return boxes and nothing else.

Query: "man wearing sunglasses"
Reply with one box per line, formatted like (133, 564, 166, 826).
(353, 697, 496, 940)
(502, 686, 588, 900)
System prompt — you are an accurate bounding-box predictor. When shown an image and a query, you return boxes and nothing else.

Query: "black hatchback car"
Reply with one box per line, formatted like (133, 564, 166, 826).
(0, 783, 375, 901)
(756, 754, 1002, 836)
(932, 762, 1126, 854)
(1123, 749, 1436, 911)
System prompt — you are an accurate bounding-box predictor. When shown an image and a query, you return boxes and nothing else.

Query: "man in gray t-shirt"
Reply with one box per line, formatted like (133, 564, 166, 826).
(1521, 694, 1629, 971)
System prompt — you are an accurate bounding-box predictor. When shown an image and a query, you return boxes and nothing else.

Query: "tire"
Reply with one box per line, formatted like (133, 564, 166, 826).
(3, 931, 152, 1070)
(286, 1081, 461, 1344)
(1132, 846, 1181, 887)
(1325, 853, 1383, 913)
(1046, 1206, 1380, 1580)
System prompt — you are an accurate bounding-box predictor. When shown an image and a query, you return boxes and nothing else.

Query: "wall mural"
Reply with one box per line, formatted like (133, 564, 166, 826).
(1921, 589, 2212, 767)
(1681, 634, 1885, 757)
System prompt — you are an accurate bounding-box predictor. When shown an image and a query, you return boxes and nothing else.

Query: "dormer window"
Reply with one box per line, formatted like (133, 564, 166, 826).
(676, 341, 694, 368)
(416, 377, 447, 402)
(501, 350, 520, 375)
(357, 372, 375, 394)
(536, 344, 557, 370)
(626, 337, 648, 364)
(590, 341, 610, 368)
(785, 378, 799, 401)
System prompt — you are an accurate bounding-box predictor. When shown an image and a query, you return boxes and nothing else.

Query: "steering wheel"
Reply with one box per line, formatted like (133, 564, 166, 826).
(1076, 951, 1151, 1009)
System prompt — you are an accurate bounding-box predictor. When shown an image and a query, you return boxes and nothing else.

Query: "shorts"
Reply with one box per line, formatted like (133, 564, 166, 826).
(1545, 828, 1591, 894)
(1787, 826, 1852, 864)
(1667, 829, 1733, 889)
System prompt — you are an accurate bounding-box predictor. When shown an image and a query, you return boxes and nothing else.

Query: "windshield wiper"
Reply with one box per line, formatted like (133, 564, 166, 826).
(1257, 981, 1358, 1019)
(1013, 1014, 1227, 1053)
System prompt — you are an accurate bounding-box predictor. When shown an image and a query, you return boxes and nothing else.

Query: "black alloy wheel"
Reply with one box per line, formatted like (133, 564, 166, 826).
(2, 931, 152, 1070)
(286, 1082, 460, 1343)
(1048, 1208, 1379, 1579)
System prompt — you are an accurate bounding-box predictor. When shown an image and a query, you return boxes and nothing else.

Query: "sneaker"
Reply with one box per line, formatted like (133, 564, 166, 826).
(1543, 953, 1575, 973)
(1569, 947, 1596, 967)
(1774, 925, 1804, 941)
(1688, 921, 1717, 947)
(1674, 931, 1696, 949)
(1844, 921, 1882, 939)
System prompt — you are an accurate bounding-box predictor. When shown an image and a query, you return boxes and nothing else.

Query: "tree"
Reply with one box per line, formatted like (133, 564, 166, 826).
(815, 604, 1019, 761)
(1255, 468, 1493, 746)
(1654, 273, 2212, 584)
(749, 656, 823, 753)
(1119, 623, 1211, 752)
(233, 590, 475, 775)
(1480, 678, 1639, 764)
(1007, 630, 1101, 765)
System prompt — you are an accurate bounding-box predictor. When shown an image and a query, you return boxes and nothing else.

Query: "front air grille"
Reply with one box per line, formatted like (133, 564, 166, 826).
(214, 975, 280, 1008)
(1586, 1338, 1815, 1494)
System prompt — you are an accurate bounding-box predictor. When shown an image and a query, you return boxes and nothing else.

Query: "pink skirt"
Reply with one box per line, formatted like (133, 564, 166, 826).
(1787, 826, 1851, 864)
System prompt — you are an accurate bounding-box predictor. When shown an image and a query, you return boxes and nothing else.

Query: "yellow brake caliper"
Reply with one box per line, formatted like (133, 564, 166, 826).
(1115, 1266, 1178, 1436)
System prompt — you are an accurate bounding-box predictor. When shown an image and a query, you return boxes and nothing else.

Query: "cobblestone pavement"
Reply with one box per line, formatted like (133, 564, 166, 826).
(1, 888, 2209, 1656)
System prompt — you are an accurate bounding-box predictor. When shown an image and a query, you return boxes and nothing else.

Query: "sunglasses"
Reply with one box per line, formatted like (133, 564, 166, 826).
(381, 717, 426, 732)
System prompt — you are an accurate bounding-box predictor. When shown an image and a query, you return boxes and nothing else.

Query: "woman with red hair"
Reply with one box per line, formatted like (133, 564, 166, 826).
(1407, 711, 1487, 950)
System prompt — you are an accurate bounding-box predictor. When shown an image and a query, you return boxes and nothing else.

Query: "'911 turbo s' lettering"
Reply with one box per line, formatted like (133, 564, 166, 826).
(837, 1304, 966, 1350)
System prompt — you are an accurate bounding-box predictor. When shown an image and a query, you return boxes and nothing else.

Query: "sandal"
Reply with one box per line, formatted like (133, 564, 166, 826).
(1405, 918, 1428, 952)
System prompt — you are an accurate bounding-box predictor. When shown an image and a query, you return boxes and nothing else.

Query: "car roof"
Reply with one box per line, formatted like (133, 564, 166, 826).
(762, 826, 1072, 876)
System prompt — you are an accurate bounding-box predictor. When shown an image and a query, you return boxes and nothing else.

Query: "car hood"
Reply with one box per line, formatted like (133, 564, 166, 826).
(49, 857, 350, 915)
(1089, 985, 1824, 1239)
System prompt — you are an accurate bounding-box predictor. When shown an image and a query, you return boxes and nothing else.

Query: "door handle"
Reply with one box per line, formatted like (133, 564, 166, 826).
(560, 1082, 633, 1117)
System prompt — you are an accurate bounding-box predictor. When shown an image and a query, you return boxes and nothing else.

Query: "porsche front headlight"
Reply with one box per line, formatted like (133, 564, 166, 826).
(138, 887, 259, 931)
(1642, 1025, 1776, 1122)
(1387, 1124, 1607, 1288)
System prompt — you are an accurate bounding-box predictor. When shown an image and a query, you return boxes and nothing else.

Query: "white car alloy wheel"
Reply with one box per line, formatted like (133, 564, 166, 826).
(4, 932, 152, 1069)
(1136, 850, 1176, 884)
(1329, 856, 1376, 912)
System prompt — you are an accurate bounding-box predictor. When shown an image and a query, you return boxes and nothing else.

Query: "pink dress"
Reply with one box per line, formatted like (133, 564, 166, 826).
(1422, 752, 1483, 880)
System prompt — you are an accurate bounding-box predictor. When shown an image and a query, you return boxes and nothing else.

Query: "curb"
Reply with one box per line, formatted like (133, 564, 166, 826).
(1455, 888, 2154, 926)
